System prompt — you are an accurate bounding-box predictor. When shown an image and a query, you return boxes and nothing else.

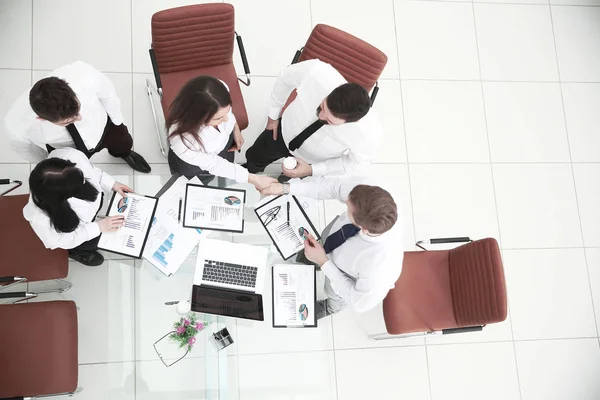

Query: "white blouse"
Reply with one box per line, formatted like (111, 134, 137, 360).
(23, 148, 115, 250)
(169, 101, 249, 183)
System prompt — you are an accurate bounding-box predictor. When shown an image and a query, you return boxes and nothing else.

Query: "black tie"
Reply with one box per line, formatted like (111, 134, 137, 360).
(323, 224, 361, 254)
(288, 119, 326, 151)
(66, 123, 94, 158)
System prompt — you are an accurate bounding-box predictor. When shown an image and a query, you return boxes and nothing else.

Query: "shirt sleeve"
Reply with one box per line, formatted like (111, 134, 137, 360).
(81, 61, 124, 125)
(90, 167, 116, 193)
(310, 150, 368, 177)
(30, 219, 101, 250)
(173, 142, 250, 183)
(4, 120, 48, 163)
(289, 176, 365, 202)
(268, 59, 319, 121)
(321, 259, 389, 313)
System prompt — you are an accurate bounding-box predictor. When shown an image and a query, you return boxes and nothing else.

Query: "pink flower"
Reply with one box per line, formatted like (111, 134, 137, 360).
(188, 337, 196, 346)
(176, 326, 185, 335)
(183, 318, 190, 326)
(195, 322, 204, 331)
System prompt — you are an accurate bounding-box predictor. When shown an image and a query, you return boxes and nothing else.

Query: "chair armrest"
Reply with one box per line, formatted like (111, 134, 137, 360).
(0, 179, 22, 196)
(416, 237, 472, 251)
(0, 276, 25, 283)
(291, 47, 304, 65)
(370, 82, 379, 107)
(0, 291, 30, 299)
(235, 32, 251, 86)
(442, 326, 483, 335)
(148, 47, 163, 98)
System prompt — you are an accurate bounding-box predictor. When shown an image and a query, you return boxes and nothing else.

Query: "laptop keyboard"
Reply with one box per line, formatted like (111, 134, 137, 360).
(203, 259, 258, 288)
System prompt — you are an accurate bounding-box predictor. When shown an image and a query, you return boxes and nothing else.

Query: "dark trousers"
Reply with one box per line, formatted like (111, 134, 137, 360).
(70, 236, 101, 254)
(168, 133, 235, 186)
(244, 123, 291, 173)
(46, 118, 133, 159)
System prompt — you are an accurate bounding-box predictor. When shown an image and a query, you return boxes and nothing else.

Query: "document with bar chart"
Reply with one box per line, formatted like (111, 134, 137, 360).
(255, 195, 321, 260)
(98, 192, 158, 258)
(183, 184, 246, 233)
(272, 264, 317, 328)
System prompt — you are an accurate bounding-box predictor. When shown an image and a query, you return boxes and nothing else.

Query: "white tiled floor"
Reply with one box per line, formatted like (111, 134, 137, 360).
(1, 0, 600, 399)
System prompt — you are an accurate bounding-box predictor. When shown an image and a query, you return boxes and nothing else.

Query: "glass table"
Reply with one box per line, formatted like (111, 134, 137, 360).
(132, 173, 332, 399)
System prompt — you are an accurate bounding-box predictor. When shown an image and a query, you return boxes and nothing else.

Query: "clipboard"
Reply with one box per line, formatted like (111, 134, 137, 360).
(98, 192, 158, 259)
(254, 195, 321, 260)
(271, 264, 318, 328)
(183, 184, 246, 233)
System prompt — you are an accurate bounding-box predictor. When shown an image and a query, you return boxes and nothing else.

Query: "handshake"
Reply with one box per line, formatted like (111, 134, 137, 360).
(248, 156, 312, 194)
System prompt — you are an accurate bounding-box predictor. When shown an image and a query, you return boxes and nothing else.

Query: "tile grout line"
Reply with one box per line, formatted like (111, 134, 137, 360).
(471, 2, 523, 399)
(547, 3, 600, 338)
(129, 1, 137, 399)
(392, 0, 433, 398)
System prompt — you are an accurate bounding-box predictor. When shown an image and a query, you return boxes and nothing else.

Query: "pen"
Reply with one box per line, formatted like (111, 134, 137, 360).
(178, 197, 182, 224)
(287, 200, 290, 223)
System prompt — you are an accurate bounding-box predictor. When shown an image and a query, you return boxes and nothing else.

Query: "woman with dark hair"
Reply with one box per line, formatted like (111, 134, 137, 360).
(23, 148, 132, 266)
(167, 76, 276, 189)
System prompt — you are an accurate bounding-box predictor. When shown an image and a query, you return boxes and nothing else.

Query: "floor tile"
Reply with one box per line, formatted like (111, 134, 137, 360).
(474, 4, 558, 81)
(428, 342, 520, 400)
(335, 347, 431, 400)
(402, 80, 489, 162)
(552, 6, 600, 82)
(573, 164, 600, 247)
(0, 69, 32, 163)
(32, 0, 131, 72)
(425, 310, 513, 345)
(238, 351, 337, 400)
(372, 80, 407, 163)
(585, 248, 600, 336)
(29, 260, 135, 364)
(477, 0, 548, 5)
(0, 0, 31, 69)
(136, 358, 206, 400)
(332, 303, 425, 349)
(131, 0, 219, 74)
(228, 0, 312, 77)
(395, 1, 480, 80)
(515, 339, 600, 400)
(493, 164, 582, 248)
(311, 0, 400, 79)
(551, 0, 600, 5)
(504, 248, 597, 340)
(410, 164, 499, 243)
(55, 362, 135, 400)
(483, 82, 569, 162)
(562, 83, 600, 162)
(0, 164, 31, 195)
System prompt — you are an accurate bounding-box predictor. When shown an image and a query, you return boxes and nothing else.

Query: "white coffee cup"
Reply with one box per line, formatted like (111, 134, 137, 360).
(283, 157, 297, 170)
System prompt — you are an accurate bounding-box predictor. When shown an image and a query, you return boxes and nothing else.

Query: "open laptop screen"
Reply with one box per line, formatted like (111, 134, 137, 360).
(191, 285, 264, 321)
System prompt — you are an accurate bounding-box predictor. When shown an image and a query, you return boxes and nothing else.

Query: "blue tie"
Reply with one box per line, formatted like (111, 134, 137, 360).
(323, 224, 360, 254)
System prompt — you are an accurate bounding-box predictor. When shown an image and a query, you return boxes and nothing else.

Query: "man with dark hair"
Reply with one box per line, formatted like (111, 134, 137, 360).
(261, 177, 402, 319)
(243, 59, 382, 179)
(5, 61, 151, 173)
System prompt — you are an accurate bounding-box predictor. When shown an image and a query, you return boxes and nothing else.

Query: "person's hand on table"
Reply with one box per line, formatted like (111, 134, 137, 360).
(266, 118, 279, 140)
(98, 215, 125, 233)
(282, 157, 312, 178)
(228, 123, 244, 152)
(304, 233, 328, 266)
(249, 174, 278, 191)
(259, 182, 284, 197)
(112, 182, 133, 197)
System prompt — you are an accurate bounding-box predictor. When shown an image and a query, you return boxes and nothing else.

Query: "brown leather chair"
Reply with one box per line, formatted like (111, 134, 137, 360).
(283, 24, 388, 111)
(147, 3, 251, 157)
(0, 300, 80, 398)
(371, 237, 507, 340)
(0, 181, 70, 302)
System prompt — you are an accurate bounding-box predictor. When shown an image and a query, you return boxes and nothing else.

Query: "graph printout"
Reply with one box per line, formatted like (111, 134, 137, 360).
(98, 193, 158, 258)
(183, 184, 246, 233)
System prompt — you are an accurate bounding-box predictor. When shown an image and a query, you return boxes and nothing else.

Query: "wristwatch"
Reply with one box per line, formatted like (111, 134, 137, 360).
(282, 182, 290, 195)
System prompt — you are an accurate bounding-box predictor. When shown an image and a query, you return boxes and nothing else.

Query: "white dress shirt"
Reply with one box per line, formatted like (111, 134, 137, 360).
(4, 61, 124, 163)
(169, 108, 249, 183)
(268, 59, 383, 177)
(291, 176, 403, 313)
(23, 148, 115, 250)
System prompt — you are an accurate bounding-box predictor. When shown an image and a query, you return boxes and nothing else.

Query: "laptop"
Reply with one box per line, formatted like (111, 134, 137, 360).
(191, 238, 268, 321)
